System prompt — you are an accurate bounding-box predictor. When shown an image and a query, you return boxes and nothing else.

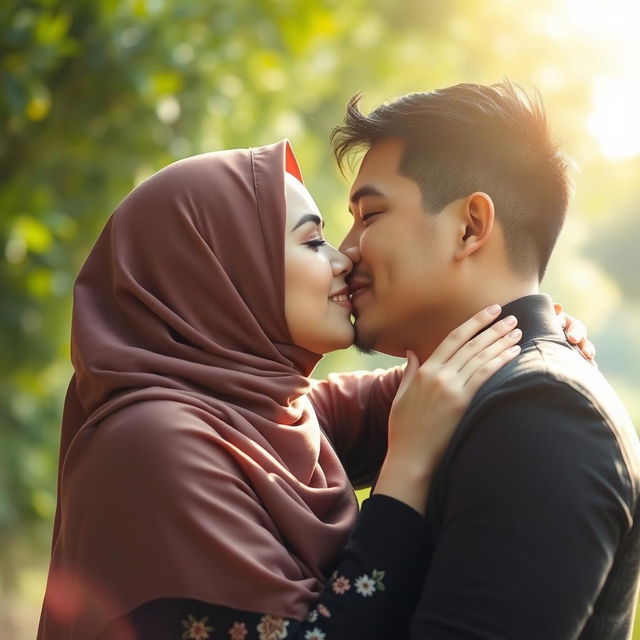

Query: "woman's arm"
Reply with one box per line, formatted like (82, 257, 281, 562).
(309, 367, 403, 488)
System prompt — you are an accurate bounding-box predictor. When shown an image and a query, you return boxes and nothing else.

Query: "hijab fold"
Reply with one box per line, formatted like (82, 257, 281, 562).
(38, 141, 358, 640)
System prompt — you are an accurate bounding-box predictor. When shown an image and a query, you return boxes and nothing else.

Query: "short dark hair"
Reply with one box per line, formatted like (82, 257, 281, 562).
(331, 80, 572, 280)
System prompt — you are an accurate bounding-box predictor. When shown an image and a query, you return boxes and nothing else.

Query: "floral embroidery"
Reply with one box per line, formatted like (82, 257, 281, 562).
(182, 614, 214, 640)
(179, 565, 385, 639)
(257, 614, 289, 640)
(354, 574, 377, 597)
(331, 575, 351, 594)
(229, 621, 248, 639)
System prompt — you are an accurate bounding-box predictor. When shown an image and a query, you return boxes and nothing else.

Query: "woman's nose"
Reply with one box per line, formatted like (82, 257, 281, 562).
(332, 247, 353, 278)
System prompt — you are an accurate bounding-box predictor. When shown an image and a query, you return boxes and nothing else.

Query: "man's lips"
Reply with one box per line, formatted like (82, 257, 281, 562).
(350, 287, 369, 302)
(348, 279, 372, 306)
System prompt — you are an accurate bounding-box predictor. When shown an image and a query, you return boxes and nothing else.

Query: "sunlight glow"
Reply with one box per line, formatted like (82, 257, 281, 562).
(587, 78, 640, 161)
(562, 0, 640, 159)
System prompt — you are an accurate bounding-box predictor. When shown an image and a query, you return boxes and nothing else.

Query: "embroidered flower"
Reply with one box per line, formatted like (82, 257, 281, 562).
(257, 614, 289, 640)
(331, 575, 351, 594)
(306, 609, 319, 622)
(304, 628, 326, 640)
(355, 574, 377, 597)
(229, 621, 248, 639)
(372, 569, 386, 591)
(317, 604, 331, 618)
(181, 614, 214, 640)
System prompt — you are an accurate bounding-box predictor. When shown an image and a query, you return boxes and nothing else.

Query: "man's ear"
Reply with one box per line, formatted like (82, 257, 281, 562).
(454, 192, 495, 261)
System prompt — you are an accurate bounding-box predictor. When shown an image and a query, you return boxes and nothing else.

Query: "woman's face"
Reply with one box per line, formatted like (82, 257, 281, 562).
(284, 174, 354, 354)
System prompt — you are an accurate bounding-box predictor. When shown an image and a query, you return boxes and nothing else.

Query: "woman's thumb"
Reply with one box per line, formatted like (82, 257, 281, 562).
(397, 350, 419, 396)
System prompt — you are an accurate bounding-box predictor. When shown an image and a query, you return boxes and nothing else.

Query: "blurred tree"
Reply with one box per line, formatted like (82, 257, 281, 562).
(0, 0, 463, 598)
(588, 196, 640, 303)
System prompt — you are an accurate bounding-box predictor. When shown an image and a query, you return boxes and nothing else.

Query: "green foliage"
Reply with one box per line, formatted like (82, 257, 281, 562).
(0, 0, 460, 570)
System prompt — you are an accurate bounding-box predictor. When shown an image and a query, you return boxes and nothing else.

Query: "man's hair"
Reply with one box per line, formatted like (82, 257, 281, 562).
(331, 80, 572, 280)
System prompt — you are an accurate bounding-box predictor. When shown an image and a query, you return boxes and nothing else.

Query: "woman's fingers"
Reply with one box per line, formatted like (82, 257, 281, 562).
(579, 338, 596, 361)
(458, 328, 522, 385)
(462, 343, 521, 398)
(564, 315, 586, 345)
(564, 315, 596, 360)
(443, 315, 519, 373)
(555, 303, 596, 361)
(384, 308, 523, 495)
(428, 304, 503, 365)
(558, 310, 596, 360)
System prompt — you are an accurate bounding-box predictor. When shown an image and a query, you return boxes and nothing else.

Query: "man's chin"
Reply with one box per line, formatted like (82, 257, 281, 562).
(353, 325, 377, 355)
(353, 322, 408, 358)
(354, 341, 376, 356)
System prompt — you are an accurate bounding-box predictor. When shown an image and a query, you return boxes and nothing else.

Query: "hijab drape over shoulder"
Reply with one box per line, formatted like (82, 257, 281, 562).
(38, 141, 358, 639)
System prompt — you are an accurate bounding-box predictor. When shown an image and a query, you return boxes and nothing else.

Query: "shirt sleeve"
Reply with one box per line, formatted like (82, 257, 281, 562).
(308, 367, 404, 488)
(410, 375, 633, 640)
(98, 495, 429, 640)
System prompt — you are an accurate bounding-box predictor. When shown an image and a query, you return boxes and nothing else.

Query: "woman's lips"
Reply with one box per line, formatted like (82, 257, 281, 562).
(328, 290, 352, 310)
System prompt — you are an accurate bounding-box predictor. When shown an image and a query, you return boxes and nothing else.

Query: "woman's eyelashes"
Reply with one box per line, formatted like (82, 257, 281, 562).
(304, 238, 327, 250)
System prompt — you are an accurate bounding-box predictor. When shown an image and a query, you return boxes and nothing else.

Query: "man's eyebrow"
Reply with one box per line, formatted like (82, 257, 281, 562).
(348, 185, 386, 214)
(291, 213, 324, 232)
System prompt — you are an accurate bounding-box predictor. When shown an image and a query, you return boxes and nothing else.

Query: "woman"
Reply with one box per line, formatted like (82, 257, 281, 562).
(37, 140, 582, 640)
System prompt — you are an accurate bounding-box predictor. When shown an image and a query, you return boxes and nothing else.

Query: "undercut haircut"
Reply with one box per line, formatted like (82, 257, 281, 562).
(331, 80, 572, 280)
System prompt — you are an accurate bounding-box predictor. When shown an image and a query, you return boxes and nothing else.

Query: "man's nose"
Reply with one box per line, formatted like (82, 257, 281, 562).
(339, 232, 361, 264)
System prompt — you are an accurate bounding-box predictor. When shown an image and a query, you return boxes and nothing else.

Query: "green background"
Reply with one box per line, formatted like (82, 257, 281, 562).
(2, 0, 639, 636)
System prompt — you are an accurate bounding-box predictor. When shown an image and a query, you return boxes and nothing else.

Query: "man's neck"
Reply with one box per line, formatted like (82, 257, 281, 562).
(414, 278, 540, 363)
(465, 278, 540, 317)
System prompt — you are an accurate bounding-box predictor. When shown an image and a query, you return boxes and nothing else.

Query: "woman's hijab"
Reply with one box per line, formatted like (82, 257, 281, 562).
(38, 141, 358, 639)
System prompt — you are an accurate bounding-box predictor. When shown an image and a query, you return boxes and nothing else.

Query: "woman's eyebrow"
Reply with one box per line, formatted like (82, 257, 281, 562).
(290, 213, 324, 232)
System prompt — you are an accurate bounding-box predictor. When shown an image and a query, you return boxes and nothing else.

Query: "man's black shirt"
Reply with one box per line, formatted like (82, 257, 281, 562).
(412, 294, 640, 639)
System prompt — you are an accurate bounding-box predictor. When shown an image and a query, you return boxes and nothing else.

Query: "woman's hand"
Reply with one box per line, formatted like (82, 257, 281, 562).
(554, 303, 596, 361)
(373, 304, 522, 516)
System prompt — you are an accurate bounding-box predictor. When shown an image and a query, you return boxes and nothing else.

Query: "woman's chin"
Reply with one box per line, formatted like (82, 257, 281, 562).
(311, 327, 356, 356)
(326, 330, 356, 354)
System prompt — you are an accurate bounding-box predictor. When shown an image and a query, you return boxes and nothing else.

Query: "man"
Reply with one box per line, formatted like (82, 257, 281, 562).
(333, 81, 640, 639)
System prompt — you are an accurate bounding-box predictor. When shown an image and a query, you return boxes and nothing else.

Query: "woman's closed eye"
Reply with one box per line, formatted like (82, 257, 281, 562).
(304, 238, 327, 250)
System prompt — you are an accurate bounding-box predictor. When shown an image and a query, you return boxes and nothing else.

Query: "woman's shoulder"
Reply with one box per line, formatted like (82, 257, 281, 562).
(96, 396, 207, 436)
(89, 396, 240, 474)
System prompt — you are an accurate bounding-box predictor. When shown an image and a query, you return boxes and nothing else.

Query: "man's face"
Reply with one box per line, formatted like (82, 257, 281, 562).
(340, 137, 456, 356)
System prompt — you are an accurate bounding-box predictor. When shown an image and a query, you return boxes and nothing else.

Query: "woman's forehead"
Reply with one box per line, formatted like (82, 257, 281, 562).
(284, 173, 320, 218)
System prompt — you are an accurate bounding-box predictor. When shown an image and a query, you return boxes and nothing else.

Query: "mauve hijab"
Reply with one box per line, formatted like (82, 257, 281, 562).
(38, 140, 358, 639)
